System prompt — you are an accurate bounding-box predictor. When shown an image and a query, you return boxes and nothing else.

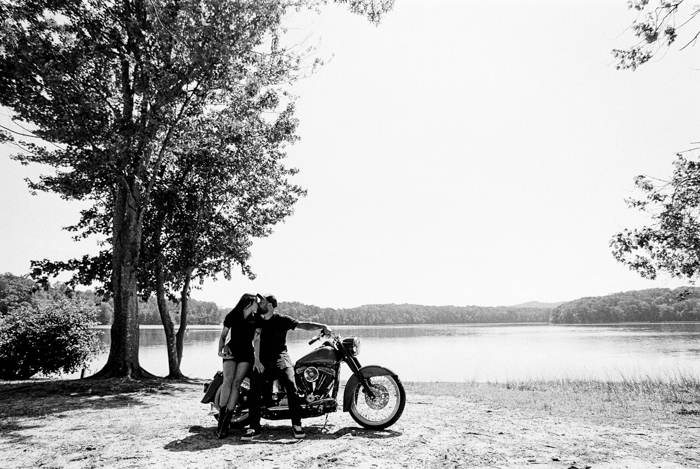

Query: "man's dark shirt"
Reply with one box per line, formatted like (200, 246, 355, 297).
(259, 313, 298, 362)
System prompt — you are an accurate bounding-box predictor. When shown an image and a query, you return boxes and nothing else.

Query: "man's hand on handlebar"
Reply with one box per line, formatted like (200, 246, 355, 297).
(309, 327, 334, 345)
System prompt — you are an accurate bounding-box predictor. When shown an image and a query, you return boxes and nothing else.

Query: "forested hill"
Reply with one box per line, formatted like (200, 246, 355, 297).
(550, 287, 700, 324)
(274, 302, 549, 325)
(98, 297, 550, 326)
(95, 289, 700, 325)
(15, 273, 699, 325)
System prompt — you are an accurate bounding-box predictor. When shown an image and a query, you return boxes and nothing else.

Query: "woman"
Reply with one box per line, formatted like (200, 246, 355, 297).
(216, 293, 259, 438)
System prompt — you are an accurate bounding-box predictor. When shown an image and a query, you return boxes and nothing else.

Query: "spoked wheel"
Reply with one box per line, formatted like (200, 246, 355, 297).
(213, 407, 250, 428)
(348, 375, 406, 429)
(228, 411, 249, 429)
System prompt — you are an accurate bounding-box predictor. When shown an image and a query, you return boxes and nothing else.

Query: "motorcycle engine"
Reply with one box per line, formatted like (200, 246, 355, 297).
(296, 364, 336, 400)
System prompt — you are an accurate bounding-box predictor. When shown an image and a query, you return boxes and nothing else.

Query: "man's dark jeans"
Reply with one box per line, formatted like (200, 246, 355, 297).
(248, 353, 302, 431)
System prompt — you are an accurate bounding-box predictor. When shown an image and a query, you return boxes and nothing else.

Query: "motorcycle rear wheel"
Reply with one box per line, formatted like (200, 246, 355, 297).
(214, 410, 249, 429)
(348, 375, 406, 430)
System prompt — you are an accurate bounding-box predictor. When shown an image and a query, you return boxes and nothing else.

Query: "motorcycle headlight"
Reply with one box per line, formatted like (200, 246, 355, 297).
(303, 366, 319, 382)
(342, 337, 361, 357)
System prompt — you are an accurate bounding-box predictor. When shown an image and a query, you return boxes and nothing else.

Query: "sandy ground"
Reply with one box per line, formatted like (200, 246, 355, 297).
(0, 379, 698, 468)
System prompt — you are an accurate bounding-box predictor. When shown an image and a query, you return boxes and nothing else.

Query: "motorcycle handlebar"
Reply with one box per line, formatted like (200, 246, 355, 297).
(309, 330, 336, 345)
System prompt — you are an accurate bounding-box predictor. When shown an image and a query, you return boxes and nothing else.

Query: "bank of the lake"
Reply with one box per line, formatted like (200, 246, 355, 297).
(1, 377, 698, 468)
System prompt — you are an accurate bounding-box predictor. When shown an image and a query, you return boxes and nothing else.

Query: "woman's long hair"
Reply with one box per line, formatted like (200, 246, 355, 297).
(227, 293, 256, 323)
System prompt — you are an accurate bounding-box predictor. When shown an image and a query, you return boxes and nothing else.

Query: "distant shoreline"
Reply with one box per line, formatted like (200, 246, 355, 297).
(96, 321, 700, 330)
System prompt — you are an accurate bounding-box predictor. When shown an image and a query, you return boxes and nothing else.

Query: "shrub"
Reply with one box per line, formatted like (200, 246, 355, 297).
(0, 272, 37, 314)
(0, 298, 104, 380)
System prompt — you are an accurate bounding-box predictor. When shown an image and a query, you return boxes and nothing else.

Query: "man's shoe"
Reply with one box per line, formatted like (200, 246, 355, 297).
(292, 425, 305, 439)
(241, 428, 261, 441)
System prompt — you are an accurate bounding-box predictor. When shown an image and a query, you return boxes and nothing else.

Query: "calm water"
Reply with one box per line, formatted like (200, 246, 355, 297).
(79, 323, 700, 382)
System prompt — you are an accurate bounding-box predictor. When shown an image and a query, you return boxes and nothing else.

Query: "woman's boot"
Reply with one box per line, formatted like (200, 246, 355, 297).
(218, 408, 232, 439)
(216, 406, 226, 436)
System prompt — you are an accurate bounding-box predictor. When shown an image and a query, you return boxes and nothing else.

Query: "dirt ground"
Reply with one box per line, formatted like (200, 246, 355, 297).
(0, 379, 698, 468)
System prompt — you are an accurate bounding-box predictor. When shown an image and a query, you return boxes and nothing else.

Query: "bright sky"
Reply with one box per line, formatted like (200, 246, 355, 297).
(2, 0, 699, 309)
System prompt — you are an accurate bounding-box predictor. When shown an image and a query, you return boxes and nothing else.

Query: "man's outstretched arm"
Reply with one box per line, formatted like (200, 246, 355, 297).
(296, 321, 331, 334)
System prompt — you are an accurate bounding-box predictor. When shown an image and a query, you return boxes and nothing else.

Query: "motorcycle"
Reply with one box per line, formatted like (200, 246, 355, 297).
(201, 330, 406, 431)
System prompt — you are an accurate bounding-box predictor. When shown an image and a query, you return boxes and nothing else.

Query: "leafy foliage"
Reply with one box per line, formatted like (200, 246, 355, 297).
(0, 272, 38, 314)
(139, 96, 306, 294)
(0, 298, 103, 380)
(550, 287, 700, 323)
(613, 0, 699, 70)
(611, 155, 700, 282)
(136, 296, 221, 325)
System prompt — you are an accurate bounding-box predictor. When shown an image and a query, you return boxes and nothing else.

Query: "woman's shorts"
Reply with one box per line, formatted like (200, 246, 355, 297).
(222, 347, 254, 364)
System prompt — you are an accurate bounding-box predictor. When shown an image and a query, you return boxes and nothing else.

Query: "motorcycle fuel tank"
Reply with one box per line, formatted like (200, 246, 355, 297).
(296, 346, 338, 366)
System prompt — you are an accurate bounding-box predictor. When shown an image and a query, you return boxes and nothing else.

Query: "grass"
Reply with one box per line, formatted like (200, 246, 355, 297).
(404, 373, 700, 423)
(502, 373, 700, 412)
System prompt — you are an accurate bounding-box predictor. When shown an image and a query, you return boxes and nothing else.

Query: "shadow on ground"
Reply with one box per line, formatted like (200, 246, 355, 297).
(164, 423, 402, 452)
(0, 377, 203, 444)
(0, 378, 203, 417)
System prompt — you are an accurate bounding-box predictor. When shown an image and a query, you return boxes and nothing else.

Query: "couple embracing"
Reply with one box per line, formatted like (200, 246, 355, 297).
(216, 293, 331, 440)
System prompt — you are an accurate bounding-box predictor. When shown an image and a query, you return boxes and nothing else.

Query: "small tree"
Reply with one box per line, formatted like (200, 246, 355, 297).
(144, 98, 304, 376)
(0, 297, 103, 380)
(611, 154, 700, 282)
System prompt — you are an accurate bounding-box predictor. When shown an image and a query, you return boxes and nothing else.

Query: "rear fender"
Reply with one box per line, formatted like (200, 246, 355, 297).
(201, 371, 223, 404)
(342, 365, 398, 412)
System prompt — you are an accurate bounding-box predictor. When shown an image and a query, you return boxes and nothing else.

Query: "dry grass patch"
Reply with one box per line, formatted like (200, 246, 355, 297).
(405, 375, 700, 425)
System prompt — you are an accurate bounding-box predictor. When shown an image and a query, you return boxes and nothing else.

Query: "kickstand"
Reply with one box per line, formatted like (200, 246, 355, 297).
(321, 413, 330, 433)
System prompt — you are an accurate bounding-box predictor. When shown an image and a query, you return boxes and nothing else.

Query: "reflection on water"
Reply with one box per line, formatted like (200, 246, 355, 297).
(80, 323, 700, 382)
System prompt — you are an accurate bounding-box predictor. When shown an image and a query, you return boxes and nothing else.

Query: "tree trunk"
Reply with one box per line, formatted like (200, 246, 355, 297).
(153, 218, 184, 379)
(156, 269, 184, 379)
(175, 272, 193, 366)
(92, 179, 154, 379)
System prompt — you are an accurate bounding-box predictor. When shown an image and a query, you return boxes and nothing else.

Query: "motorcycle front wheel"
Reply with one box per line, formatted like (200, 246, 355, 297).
(348, 375, 406, 430)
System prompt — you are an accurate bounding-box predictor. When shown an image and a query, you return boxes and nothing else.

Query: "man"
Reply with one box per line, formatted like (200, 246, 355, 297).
(241, 294, 331, 440)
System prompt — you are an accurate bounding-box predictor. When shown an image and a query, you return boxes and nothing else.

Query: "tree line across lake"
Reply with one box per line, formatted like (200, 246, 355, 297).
(103, 288, 700, 326)
(549, 287, 700, 324)
(135, 287, 700, 326)
(96, 296, 554, 325)
(4, 274, 700, 326)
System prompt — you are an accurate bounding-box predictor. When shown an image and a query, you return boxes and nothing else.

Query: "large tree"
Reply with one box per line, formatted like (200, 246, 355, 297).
(1, 0, 393, 379)
(0, 0, 393, 379)
(1, 0, 292, 379)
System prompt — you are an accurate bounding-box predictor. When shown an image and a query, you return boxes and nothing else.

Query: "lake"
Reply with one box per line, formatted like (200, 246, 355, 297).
(79, 323, 700, 382)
